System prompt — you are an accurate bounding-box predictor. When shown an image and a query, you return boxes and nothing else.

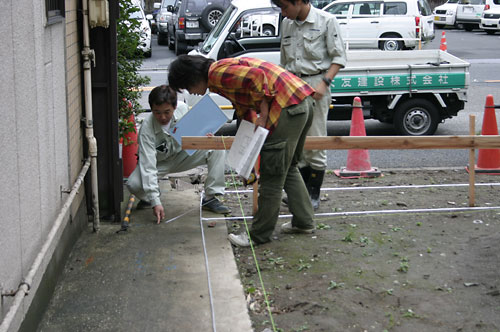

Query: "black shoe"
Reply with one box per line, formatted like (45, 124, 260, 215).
(202, 197, 231, 214)
(136, 200, 152, 210)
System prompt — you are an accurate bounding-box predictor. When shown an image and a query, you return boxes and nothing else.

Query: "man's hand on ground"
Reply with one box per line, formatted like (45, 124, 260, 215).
(153, 205, 165, 224)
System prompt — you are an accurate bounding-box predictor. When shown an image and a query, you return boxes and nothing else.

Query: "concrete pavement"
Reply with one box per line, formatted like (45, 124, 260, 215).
(38, 174, 253, 332)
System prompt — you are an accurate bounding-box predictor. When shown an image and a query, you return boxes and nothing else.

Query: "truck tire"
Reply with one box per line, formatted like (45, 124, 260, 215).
(394, 99, 439, 136)
(175, 39, 187, 55)
(379, 33, 404, 51)
(200, 4, 224, 31)
(262, 24, 275, 36)
(158, 32, 167, 45)
(463, 23, 474, 31)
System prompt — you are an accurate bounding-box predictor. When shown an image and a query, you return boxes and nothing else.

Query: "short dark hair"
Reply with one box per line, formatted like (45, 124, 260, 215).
(271, 0, 309, 7)
(148, 85, 177, 109)
(168, 55, 215, 92)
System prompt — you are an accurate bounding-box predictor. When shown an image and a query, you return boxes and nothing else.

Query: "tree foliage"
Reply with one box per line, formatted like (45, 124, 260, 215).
(117, 0, 151, 143)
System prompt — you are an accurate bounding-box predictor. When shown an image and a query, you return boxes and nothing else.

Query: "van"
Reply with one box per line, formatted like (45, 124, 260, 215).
(456, 0, 496, 30)
(323, 0, 435, 50)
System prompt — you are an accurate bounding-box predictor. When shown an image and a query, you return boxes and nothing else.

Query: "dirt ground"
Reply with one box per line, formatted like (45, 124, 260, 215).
(222, 168, 500, 332)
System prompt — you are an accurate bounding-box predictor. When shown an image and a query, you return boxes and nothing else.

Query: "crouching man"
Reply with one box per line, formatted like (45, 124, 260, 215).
(127, 85, 230, 224)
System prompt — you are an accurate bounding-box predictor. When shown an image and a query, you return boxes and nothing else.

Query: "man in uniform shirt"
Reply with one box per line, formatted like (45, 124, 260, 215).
(272, 0, 347, 210)
(126, 85, 230, 224)
(168, 55, 316, 247)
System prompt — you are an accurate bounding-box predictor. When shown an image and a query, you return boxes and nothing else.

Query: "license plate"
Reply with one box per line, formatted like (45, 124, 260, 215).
(434, 16, 445, 21)
(464, 7, 473, 13)
(186, 21, 199, 28)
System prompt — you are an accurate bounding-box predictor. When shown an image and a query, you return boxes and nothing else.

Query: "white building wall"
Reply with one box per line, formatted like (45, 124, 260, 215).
(0, 0, 71, 330)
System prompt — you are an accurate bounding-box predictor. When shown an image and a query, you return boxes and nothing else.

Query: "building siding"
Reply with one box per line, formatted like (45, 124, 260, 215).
(0, 0, 87, 330)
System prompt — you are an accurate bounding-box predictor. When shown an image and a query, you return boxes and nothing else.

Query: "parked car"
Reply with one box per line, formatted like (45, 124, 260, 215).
(433, 0, 460, 27)
(480, 0, 500, 33)
(456, 0, 495, 30)
(148, 2, 161, 34)
(323, 0, 435, 50)
(157, 0, 176, 45)
(167, 0, 231, 55)
(129, 3, 152, 57)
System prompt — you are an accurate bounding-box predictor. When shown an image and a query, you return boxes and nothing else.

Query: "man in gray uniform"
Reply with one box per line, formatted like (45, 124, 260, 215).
(127, 85, 230, 224)
(272, 0, 347, 209)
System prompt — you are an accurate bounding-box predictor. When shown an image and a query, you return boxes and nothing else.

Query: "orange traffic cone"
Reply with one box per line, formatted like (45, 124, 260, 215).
(473, 94, 500, 173)
(334, 97, 382, 178)
(122, 113, 139, 178)
(439, 31, 447, 52)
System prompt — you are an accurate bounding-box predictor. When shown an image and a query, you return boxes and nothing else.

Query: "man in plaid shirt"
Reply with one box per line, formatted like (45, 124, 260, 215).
(169, 55, 317, 247)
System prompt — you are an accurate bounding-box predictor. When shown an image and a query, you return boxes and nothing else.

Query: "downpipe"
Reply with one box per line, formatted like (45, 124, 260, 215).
(82, 0, 100, 232)
(0, 159, 91, 332)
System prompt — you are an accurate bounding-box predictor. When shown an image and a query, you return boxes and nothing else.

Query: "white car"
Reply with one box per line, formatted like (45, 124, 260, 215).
(130, 4, 152, 57)
(433, 0, 460, 27)
(323, 0, 435, 50)
(480, 3, 500, 33)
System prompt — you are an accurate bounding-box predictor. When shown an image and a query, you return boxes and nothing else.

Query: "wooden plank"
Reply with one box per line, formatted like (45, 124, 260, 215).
(182, 135, 500, 150)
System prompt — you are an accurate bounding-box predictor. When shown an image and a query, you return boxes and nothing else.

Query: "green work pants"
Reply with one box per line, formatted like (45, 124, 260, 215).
(249, 96, 315, 244)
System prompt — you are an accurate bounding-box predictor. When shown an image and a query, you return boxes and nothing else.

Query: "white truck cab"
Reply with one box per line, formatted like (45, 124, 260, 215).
(188, 0, 469, 136)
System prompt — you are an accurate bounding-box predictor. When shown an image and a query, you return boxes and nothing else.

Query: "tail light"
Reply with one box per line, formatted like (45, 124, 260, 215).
(179, 17, 185, 29)
(484, 4, 490, 10)
(415, 16, 421, 36)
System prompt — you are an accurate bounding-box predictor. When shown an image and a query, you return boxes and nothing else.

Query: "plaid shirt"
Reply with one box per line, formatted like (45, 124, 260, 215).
(208, 57, 315, 132)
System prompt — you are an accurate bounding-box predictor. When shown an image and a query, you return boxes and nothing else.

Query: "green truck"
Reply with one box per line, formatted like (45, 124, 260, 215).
(188, 0, 470, 135)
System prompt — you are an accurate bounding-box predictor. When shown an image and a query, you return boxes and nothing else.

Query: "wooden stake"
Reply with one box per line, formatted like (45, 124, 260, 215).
(469, 115, 476, 207)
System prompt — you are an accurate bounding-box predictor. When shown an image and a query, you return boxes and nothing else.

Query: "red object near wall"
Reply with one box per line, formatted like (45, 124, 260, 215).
(122, 113, 138, 178)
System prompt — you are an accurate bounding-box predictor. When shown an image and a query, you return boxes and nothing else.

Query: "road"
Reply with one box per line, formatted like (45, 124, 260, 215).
(138, 28, 500, 169)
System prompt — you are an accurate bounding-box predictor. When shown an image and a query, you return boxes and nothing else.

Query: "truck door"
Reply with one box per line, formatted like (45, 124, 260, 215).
(218, 8, 282, 61)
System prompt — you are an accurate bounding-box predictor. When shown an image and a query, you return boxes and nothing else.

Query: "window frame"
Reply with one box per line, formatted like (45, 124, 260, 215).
(46, 0, 65, 25)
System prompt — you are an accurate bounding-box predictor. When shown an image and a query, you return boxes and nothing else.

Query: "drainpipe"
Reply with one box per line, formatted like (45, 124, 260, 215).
(0, 159, 91, 332)
(82, 0, 100, 232)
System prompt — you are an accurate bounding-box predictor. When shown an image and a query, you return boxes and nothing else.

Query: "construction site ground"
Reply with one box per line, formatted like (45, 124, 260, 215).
(222, 168, 500, 332)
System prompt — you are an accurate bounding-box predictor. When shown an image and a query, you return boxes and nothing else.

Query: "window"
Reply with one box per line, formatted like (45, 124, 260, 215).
(383, 2, 407, 14)
(325, 3, 351, 17)
(46, 0, 65, 23)
(353, 3, 381, 15)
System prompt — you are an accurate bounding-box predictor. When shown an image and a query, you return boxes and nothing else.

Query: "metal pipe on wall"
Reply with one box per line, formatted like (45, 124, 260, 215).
(0, 159, 91, 332)
(82, 0, 100, 231)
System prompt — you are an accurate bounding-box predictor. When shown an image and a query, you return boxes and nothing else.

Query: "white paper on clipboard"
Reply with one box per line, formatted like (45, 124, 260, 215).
(226, 120, 269, 179)
(169, 94, 229, 155)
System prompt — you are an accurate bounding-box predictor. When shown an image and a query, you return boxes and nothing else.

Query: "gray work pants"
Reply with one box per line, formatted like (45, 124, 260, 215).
(298, 75, 331, 171)
(127, 149, 226, 202)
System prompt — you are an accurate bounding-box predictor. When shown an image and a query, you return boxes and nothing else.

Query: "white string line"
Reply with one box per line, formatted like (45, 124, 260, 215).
(202, 206, 500, 221)
(198, 193, 217, 332)
(225, 182, 500, 194)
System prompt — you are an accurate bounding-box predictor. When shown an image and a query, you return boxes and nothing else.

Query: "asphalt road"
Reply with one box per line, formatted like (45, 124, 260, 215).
(139, 28, 500, 169)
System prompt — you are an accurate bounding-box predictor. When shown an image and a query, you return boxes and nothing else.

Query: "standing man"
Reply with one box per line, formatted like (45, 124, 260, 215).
(272, 0, 347, 210)
(168, 55, 316, 247)
(127, 85, 230, 224)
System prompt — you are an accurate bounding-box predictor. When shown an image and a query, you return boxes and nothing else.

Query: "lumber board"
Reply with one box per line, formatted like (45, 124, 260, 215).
(181, 135, 500, 150)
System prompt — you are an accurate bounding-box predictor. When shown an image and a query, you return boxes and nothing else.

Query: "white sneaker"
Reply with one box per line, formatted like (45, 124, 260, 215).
(281, 222, 315, 234)
(228, 233, 253, 247)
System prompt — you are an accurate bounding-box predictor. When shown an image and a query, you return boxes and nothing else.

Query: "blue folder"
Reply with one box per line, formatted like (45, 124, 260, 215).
(169, 94, 229, 155)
